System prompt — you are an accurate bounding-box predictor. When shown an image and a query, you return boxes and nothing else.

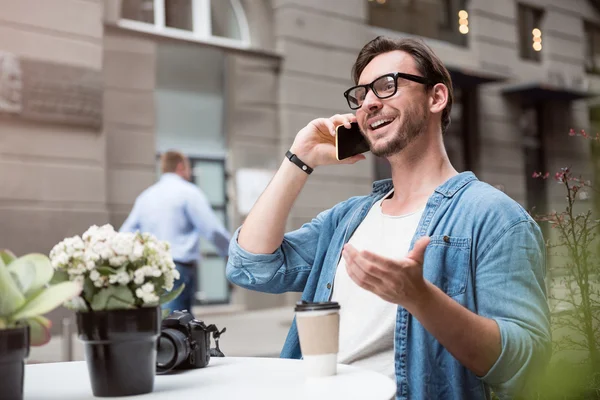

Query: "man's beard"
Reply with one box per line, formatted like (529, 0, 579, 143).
(365, 105, 428, 158)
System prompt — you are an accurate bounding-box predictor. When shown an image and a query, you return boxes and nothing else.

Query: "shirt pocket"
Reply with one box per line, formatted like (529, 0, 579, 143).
(422, 235, 471, 297)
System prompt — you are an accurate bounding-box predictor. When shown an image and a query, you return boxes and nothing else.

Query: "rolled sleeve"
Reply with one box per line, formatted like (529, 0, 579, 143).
(476, 220, 552, 398)
(226, 227, 285, 288)
(226, 207, 334, 294)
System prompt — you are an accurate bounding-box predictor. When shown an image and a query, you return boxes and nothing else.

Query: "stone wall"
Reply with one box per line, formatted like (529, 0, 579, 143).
(0, 0, 107, 256)
(102, 27, 158, 229)
(0, 0, 107, 334)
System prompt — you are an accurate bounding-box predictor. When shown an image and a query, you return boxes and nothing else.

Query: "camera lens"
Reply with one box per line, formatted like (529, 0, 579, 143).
(156, 328, 190, 374)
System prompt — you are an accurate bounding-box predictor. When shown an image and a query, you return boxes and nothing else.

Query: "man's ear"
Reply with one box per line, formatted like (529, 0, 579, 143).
(429, 83, 448, 115)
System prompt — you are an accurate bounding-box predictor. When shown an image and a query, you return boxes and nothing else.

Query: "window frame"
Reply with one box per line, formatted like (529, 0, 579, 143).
(518, 3, 544, 63)
(367, 0, 468, 48)
(188, 156, 230, 305)
(119, 0, 251, 50)
(584, 21, 600, 75)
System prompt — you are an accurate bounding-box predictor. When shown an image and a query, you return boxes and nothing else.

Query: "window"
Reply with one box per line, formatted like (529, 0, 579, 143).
(120, 0, 250, 47)
(518, 4, 544, 62)
(367, 0, 468, 47)
(584, 22, 600, 74)
(521, 106, 549, 237)
(443, 87, 479, 173)
(591, 105, 600, 222)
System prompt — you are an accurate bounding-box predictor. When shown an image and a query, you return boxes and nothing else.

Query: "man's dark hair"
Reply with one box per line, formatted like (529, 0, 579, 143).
(351, 36, 454, 134)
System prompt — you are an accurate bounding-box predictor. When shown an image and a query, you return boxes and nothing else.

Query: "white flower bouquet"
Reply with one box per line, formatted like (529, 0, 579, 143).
(49, 224, 184, 311)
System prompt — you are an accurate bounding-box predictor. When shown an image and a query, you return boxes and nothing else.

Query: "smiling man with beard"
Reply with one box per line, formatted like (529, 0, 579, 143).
(226, 36, 551, 400)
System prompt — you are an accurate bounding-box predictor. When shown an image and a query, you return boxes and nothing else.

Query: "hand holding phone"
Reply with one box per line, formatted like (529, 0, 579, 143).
(336, 122, 370, 161)
(289, 114, 366, 168)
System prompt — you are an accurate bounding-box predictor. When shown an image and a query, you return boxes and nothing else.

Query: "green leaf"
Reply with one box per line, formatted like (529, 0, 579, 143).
(83, 277, 96, 302)
(27, 316, 52, 346)
(63, 296, 88, 312)
(49, 270, 69, 285)
(10, 281, 82, 321)
(8, 270, 27, 293)
(91, 286, 136, 311)
(96, 266, 118, 276)
(0, 249, 16, 266)
(159, 283, 185, 306)
(0, 257, 26, 317)
(161, 308, 172, 320)
(7, 254, 54, 297)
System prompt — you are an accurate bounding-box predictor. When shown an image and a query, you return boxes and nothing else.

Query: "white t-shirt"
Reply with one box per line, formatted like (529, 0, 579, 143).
(331, 190, 423, 379)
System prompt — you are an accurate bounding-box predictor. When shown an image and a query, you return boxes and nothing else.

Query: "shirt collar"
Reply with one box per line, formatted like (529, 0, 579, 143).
(161, 172, 186, 182)
(371, 171, 478, 198)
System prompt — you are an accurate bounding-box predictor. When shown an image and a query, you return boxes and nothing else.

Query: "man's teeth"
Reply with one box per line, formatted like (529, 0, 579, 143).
(370, 118, 394, 129)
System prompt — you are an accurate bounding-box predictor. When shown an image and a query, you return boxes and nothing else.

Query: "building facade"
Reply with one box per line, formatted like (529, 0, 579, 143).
(0, 0, 599, 328)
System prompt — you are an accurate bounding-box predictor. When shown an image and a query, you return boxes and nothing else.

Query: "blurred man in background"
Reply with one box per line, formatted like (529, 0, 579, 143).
(120, 150, 230, 314)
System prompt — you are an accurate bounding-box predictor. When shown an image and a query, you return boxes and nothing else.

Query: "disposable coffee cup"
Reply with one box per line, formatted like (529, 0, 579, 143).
(295, 301, 341, 378)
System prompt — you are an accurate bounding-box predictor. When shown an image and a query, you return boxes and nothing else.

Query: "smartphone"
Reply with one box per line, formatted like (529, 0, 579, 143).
(335, 122, 370, 161)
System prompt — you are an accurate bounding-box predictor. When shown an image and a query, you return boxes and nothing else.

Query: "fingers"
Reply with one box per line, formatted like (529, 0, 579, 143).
(319, 118, 337, 136)
(406, 236, 430, 265)
(343, 244, 386, 286)
(346, 265, 379, 293)
(330, 113, 356, 130)
(311, 114, 356, 137)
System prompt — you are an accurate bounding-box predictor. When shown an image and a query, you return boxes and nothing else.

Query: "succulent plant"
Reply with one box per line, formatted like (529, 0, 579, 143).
(0, 249, 82, 346)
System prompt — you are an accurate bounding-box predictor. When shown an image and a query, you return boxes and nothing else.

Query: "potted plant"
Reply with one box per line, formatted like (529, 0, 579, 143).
(0, 250, 82, 400)
(49, 224, 184, 397)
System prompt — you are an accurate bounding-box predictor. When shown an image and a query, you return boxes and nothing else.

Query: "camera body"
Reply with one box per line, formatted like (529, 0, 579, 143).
(157, 310, 225, 374)
(162, 310, 211, 369)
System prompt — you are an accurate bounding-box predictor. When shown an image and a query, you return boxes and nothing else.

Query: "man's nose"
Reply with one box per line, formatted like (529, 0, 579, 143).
(360, 90, 383, 113)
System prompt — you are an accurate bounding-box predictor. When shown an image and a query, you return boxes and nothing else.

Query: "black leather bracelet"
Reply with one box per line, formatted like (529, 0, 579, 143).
(285, 150, 313, 175)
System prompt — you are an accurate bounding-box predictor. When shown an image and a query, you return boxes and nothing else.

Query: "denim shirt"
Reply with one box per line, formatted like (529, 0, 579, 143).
(226, 172, 551, 400)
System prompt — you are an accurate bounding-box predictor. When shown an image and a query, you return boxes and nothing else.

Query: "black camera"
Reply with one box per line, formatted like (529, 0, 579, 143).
(156, 310, 226, 374)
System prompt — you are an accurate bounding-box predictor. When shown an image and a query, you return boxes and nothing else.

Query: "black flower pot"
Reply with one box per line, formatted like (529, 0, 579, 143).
(76, 307, 160, 397)
(0, 325, 30, 400)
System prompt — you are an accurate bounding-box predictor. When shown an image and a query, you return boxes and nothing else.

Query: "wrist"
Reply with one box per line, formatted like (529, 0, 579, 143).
(289, 145, 317, 168)
(286, 149, 315, 173)
(405, 280, 437, 315)
(281, 154, 311, 180)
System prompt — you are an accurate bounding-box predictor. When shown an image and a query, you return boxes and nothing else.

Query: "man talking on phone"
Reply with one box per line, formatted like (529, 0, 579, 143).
(226, 36, 550, 400)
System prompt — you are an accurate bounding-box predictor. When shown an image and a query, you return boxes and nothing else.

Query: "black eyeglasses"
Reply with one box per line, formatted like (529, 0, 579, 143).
(343, 72, 435, 110)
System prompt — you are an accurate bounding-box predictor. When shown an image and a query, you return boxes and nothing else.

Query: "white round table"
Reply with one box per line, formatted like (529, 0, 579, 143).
(24, 357, 396, 400)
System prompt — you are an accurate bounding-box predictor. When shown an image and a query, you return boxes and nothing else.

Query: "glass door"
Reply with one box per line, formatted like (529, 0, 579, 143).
(190, 157, 230, 305)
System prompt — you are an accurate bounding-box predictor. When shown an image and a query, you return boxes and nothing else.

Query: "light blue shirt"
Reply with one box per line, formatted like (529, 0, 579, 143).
(227, 172, 551, 400)
(120, 173, 230, 263)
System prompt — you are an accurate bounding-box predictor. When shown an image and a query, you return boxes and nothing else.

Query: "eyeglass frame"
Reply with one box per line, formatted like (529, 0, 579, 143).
(343, 72, 437, 110)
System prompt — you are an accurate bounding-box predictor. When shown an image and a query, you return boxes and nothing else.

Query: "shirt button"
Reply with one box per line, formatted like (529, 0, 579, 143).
(443, 235, 450, 243)
(326, 283, 332, 289)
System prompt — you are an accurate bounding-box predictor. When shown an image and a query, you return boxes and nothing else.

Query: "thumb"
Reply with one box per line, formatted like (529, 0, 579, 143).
(406, 236, 430, 265)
